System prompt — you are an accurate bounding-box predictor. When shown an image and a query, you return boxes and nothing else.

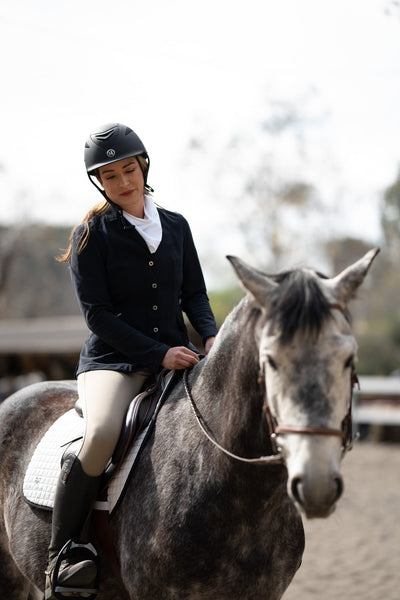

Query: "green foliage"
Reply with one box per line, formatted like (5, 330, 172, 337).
(380, 167, 400, 262)
(327, 234, 400, 375)
(208, 285, 244, 326)
(356, 322, 400, 375)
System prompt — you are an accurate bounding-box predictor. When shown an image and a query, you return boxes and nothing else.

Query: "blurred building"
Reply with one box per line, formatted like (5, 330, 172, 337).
(0, 316, 87, 399)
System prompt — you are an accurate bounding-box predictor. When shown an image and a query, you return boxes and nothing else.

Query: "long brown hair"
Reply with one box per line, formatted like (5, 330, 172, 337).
(57, 199, 110, 263)
(57, 154, 150, 263)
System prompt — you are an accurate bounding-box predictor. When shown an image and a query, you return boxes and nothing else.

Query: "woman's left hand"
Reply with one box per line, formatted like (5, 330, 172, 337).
(204, 336, 216, 355)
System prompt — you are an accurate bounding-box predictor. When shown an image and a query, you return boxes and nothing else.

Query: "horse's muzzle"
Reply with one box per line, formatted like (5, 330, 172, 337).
(289, 471, 344, 518)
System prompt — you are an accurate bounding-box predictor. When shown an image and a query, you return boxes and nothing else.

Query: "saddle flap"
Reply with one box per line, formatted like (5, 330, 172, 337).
(111, 384, 158, 466)
(107, 369, 175, 475)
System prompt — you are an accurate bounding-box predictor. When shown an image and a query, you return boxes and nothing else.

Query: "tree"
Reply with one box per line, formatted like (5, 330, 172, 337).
(185, 92, 334, 274)
(326, 234, 400, 375)
(380, 167, 400, 263)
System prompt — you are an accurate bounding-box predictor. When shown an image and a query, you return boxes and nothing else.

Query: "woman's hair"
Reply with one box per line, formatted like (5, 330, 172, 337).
(57, 199, 110, 263)
(57, 154, 150, 263)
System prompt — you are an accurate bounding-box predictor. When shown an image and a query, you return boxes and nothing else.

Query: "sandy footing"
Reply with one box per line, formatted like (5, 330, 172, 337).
(282, 441, 400, 600)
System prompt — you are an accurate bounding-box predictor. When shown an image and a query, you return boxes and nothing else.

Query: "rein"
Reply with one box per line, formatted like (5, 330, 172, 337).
(183, 369, 283, 466)
(183, 303, 359, 467)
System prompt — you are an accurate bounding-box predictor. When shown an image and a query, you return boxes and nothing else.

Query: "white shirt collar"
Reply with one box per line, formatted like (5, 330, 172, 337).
(123, 196, 162, 254)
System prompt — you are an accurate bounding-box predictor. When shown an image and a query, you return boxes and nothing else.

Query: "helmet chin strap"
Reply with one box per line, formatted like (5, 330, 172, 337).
(87, 172, 110, 202)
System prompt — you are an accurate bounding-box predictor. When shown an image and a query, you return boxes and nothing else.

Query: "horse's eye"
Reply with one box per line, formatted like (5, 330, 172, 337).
(344, 355, 354, 369)
(267, 356, 278, 371)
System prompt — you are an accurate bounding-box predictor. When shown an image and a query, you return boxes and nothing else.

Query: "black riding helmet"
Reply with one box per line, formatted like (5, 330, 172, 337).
(84, 123, 153, 200)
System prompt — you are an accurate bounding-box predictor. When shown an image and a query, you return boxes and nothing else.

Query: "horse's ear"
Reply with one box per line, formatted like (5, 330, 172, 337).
(325, 247, 380, 305)
(227, 255, 278, 306)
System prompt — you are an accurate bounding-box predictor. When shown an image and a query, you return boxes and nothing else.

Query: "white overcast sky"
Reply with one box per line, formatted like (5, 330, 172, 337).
(0, 0, 399, 273)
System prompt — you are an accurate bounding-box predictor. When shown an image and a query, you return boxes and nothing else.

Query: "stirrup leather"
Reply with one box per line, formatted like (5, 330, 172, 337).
(45, 540, 100, 600)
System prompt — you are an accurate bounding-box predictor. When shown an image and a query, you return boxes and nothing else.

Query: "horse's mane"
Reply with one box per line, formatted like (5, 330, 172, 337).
(267, 269, 332, 344)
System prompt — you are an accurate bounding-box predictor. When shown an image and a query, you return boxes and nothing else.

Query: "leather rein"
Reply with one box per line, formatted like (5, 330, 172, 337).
(183, 303, 360, 467)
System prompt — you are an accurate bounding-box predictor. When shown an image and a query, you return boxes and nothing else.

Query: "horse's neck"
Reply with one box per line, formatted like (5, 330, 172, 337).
(194, 298, 268, 455)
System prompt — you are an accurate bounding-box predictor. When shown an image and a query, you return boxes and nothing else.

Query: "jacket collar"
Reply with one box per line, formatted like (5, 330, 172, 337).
(103, 202, 131, 228)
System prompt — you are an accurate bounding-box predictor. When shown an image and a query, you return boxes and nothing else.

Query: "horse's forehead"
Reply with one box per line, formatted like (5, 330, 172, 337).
(260, 324, 356, 361)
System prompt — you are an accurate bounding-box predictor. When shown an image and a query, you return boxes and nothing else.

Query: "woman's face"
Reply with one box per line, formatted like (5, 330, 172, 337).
(98, 156, 145, 216)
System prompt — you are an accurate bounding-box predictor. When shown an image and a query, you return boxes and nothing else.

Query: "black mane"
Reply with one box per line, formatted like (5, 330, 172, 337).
(268, 269, 332, 344)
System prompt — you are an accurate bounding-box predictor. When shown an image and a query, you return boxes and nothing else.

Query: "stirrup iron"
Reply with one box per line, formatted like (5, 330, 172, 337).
(45, 540, 99, 600)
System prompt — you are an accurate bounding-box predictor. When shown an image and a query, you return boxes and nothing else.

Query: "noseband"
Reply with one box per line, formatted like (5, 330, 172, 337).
(260, 302, 360, 458)
(259, 365, 359, 459)
(184, 302, 359, 467)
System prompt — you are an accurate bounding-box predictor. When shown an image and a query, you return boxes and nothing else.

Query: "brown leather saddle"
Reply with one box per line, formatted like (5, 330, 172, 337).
(73, 369, 177, 482)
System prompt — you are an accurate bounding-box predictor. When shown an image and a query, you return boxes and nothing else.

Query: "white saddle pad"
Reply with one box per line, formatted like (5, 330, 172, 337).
(23, 409, 84, 510)
(23, 371, 174, 514)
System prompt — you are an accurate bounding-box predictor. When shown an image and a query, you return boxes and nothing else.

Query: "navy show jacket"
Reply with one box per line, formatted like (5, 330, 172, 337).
(70, 204, 218, 375)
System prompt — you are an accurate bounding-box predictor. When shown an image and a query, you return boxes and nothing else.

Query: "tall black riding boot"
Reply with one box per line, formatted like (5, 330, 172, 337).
(45, 453, 101, 598)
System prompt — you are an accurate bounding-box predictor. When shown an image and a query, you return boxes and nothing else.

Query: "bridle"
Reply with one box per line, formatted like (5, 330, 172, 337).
(259, 361, 360, 460)
(183, 303, 360, 467)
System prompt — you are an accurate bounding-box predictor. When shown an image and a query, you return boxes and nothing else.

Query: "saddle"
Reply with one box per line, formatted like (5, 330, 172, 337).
(73, 369, 174, 482)
(23, 369, 177, 514)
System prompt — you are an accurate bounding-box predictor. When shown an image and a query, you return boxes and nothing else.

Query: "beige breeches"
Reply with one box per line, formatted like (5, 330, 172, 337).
(77, 369, 150, 477)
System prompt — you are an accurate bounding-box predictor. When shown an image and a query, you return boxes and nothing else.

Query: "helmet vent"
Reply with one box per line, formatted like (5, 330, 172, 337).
(93, 127, 117, 142)
(125, 127, 133, 136)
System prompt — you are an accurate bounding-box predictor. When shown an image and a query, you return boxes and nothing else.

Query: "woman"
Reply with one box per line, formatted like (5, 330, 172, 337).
(45, 123, 218, 597)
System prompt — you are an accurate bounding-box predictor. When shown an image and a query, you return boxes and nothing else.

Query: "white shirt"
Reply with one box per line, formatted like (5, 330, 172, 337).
(123, 195, 163, 254)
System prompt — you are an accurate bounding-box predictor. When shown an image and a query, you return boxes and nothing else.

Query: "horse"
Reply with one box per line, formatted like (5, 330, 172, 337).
(0, 248, 378, 600)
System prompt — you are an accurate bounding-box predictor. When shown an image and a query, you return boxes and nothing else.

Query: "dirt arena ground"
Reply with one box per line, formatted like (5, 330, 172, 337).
(282, 441, 400, 600)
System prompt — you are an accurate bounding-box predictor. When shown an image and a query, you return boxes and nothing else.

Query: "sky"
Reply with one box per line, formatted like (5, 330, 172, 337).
(0, 0, 399, 280)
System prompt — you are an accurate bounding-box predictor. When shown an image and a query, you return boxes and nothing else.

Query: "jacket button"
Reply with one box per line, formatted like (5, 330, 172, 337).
(148, 260, 154, 266)
(152, 283, 157, 289)
(153, 305, 158, 311)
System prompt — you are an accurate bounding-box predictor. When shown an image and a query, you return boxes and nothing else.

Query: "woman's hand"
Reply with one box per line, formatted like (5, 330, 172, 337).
(161, 346, 200, 370)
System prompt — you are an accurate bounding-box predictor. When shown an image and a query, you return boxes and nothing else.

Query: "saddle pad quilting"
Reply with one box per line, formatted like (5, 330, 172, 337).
(23, 409, 84, 509)
(23, 411, 149, 513)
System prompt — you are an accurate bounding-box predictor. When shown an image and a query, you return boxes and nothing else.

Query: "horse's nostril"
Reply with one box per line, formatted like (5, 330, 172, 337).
(334, 476, 343, 500)
(291, 475, 342, 509)
(291, 476, 303, 505)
